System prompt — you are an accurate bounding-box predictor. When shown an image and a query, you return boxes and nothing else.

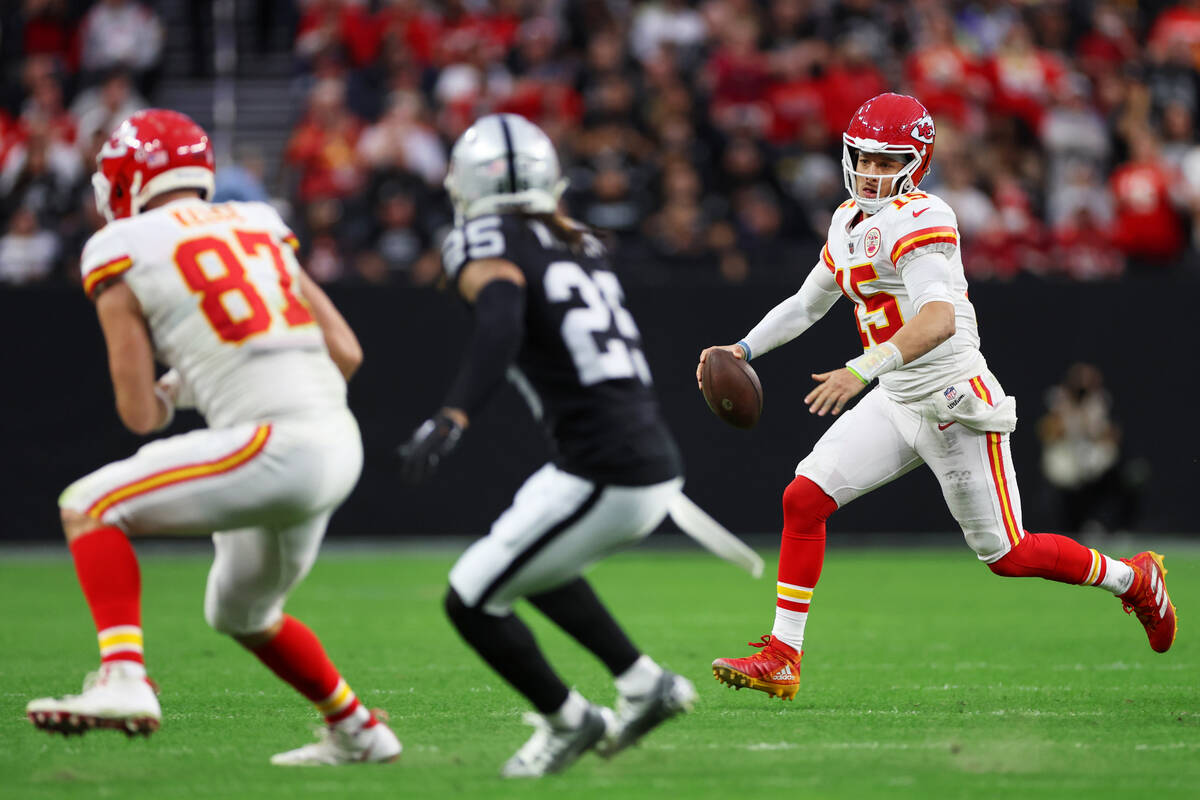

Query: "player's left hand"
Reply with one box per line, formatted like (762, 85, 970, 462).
(396, 409, 467, 485)
(805, 368, 866, 417)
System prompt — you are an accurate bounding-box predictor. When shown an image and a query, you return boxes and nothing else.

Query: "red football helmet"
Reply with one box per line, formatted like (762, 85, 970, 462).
(841, 93, 935, 213)
(92, 109, 215, 222)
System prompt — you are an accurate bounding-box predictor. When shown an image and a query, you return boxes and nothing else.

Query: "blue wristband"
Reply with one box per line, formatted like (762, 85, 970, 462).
(736, 340, 752, 361)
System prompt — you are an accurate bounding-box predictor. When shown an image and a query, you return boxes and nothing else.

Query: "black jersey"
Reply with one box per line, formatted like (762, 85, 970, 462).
(442, 214, 682, 485)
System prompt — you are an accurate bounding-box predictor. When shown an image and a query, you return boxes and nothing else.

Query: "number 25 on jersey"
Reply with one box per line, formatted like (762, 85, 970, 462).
(545, 261, 651, 386)
(174, 230, 314, 344)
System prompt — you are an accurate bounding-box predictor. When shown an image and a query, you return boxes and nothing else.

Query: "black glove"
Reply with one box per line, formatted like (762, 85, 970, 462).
(397, 411, 465, 485)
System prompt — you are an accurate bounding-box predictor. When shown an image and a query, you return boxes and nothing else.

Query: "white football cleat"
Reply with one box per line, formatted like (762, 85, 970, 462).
(27, 661, 161, 737)
(500, 705, 608, 778)
(270, 715, 402, 766)
(597, 670, 697, 758)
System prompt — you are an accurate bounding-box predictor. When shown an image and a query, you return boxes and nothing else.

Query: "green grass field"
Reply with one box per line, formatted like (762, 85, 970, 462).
(1, 544, 1196, 799)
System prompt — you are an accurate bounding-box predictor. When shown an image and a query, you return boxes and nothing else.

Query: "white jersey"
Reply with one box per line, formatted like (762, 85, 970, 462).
(822, 190, 984, 402)
(80, 198, 346, 427)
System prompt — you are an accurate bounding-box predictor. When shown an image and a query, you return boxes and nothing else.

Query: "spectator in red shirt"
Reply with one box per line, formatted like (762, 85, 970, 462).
(818, 35, 887, 140)
(284, 78, 367, 204)
(0, 111, 14, 172)
(984, 21, 1067, 135)
(905, 10, 987, 130)
(1149, 0, 1200, 70)
(21, 0, 79, 74)
(1075, 3, 1138, 84)
(496, 18, 582, 142)
(374, 0, 442, 67)
(432, 0, 514, 69)
(295, 0, 378, 70)
(1109, 127, 1188, 267)
(765, 43, 826, 145)
(705, 16, 772, 135)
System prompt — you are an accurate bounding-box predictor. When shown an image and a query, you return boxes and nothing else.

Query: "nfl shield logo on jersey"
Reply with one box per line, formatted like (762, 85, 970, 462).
(864, 228, 881, 258)
(943, 386, 958, 404)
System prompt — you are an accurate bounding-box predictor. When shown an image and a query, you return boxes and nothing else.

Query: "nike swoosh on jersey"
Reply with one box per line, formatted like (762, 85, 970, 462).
(938, 421, 956, 431)
(912, 207, 929, 218)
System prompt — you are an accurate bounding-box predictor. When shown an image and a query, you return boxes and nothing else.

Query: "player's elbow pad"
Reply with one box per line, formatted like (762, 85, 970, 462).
(444, 280, 526, 414)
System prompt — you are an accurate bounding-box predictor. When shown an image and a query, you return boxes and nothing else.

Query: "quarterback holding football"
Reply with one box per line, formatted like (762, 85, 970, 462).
(698, 93, 1177, 700)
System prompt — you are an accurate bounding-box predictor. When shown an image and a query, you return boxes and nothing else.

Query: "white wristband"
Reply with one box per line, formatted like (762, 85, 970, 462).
(845, 341, 903, 385)
(152, 385, 175, 432)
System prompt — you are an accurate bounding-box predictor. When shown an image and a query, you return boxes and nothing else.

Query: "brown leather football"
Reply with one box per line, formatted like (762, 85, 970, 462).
(701, 349, 763, 429)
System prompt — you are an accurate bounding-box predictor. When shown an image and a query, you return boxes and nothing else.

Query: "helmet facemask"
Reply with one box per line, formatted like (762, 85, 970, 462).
(841, 140, 920, 214)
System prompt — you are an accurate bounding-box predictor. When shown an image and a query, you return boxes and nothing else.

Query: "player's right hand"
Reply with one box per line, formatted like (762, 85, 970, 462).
(155, 368, 195, 409)
(396, 410, 466, 485)
(696, 344, 746, 389)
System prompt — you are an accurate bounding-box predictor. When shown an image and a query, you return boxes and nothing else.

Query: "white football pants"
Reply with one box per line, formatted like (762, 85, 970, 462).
(450, 463, 684, 614)
(59, 410, 362, 634)
(796, 378, 1023, 562)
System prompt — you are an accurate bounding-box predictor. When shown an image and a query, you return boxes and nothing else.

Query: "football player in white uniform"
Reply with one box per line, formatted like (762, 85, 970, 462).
(25, 110, 401, 765)
(699, 94, 1177, 700)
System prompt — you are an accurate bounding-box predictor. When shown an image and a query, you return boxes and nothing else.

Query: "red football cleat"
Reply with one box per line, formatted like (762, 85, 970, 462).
(712, 635, 802, 700)
(1119, 551, 1177, 654)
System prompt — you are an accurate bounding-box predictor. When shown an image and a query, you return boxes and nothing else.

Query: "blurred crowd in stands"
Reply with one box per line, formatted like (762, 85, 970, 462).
(3, 0, 1200, 287)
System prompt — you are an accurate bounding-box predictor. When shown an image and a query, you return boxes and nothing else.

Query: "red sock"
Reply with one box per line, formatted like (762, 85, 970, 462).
(248, 615, 375, 727)
(70, 525, 144, 666)
(776, 477, 837, 613)
(987, 531, 1094, 584)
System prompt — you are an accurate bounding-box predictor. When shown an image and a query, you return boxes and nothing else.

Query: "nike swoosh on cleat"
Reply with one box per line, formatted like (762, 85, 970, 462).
(913, 207, 929, 218)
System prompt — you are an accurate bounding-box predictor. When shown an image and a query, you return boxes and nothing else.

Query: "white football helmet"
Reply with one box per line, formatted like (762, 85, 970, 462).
(445, 113, 568, 222)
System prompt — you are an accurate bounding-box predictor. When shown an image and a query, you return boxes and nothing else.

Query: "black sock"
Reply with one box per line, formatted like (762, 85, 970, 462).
(444, 588, 569, 714)
(528, 578, 640, 676)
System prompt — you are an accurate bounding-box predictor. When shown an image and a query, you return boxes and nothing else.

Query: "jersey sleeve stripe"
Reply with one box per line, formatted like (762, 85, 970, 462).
(890, 226, 957, 264)
(821, 243, 835, 272)
(283, 233, 300, 251)
(86, 425, 272, 519)
(83, 256, 134, 299)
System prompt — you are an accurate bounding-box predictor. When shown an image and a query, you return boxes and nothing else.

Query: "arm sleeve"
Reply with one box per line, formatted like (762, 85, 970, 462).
(443, 279, 526, 415)
(900, 251, 956, 312)
(740, 262, 842, 359)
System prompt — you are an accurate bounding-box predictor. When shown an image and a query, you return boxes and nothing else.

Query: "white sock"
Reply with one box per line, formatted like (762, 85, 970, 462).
(771, 607, 807, 653)
(104, 660, 147, 680)
(1100, 557, 1135, 595)
(332, 703, 372, 732)
(547, 689, 588, 729)
(614, 655, 664, 697)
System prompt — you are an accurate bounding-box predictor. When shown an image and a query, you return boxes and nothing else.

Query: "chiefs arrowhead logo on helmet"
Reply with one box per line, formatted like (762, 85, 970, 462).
(92, 109, 215, 223)
(910, 115, 935, 145)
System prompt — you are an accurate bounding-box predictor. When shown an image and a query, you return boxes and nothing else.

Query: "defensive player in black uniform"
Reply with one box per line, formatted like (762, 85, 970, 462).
(398, 114, 697, 778)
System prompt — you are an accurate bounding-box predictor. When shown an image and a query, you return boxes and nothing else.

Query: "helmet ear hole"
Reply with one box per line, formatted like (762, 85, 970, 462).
(114, 185, 124, 198)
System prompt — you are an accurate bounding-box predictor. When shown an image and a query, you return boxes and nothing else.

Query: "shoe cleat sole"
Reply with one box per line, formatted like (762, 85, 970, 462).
(711, 666, 798, 700)
(28, 710, 159, 738)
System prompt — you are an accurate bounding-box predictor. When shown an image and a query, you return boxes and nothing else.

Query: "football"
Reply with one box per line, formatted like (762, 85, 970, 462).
(701, 349, 763, 429)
